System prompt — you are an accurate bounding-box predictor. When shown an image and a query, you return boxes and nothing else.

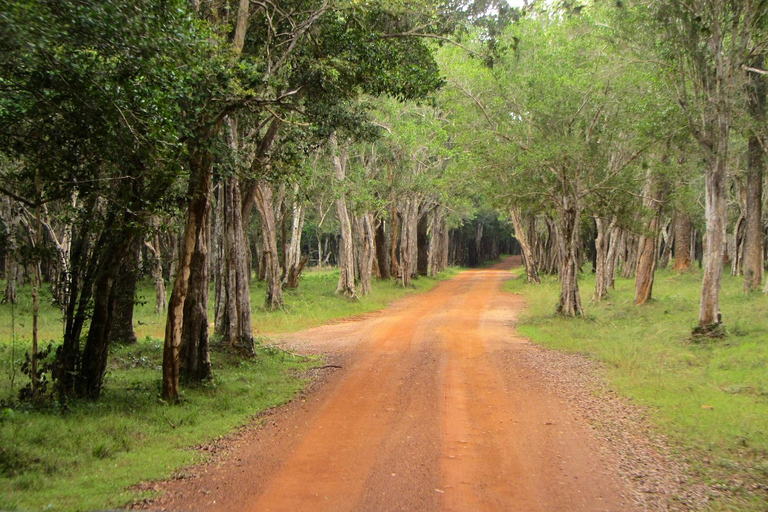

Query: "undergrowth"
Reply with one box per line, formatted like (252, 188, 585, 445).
(506, 266, 768, 511)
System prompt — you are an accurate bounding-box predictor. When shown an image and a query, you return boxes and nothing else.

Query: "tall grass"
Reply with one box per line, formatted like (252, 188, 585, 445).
(507, 267, 768, 511)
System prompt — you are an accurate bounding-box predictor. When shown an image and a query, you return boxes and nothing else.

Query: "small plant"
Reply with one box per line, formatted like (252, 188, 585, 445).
(18, 343, 54, 402)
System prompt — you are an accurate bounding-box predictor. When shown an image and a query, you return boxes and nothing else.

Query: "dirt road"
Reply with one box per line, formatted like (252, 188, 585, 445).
(147, 258, 637, 511)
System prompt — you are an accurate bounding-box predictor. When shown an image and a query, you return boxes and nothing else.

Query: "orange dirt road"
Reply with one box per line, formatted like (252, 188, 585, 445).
(149, 258, 637, 511)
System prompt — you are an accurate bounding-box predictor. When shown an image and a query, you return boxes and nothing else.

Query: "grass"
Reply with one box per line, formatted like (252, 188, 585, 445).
(0, 266, 458, 511)
(506, 266, 768, 511)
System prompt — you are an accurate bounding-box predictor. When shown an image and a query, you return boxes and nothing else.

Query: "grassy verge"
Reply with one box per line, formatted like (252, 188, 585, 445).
(0, 267, 459, 511)
(506, 267, 768, 511)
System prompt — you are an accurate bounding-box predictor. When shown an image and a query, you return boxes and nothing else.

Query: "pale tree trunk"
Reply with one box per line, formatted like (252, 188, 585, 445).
(254, 181, 284, 310)
(658, 218, 673, 269)
(699, 128, 729, 328)
(439, 215, 450, 272)
(145, 230, 167, 313)
(427, 207, 445, 277)
(331, 135, 357, 298)
(474, 223, 483, 265)
(217, 173, 253, 347)
(621, 233, 639, 279)
(390, 205, 401, 279)
(556, 199, 584, 317)
(285, 187, 308, 289)
(40, 194, 75, 308)
(510, 208, 540, 284)
(213, 184, 226, 330)
(213, 117, 254, 347)
(730, 214, 745, 277)
(605, 223, 621, 290)
(743, 58, 765, 291)
(358, 213, 375, 296)
(593, 216, 616, 301)
(635, 171, 665, 305)
(673, 212, 693, 271)
(400, 198, 419, 287)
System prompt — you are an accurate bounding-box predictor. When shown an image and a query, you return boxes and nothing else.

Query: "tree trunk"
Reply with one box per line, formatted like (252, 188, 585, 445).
(2, 197, 19, 304)
(417, 211, 429, 276)
(78, 226, 135, 399)
(593, 216, 616, 301)
(331, 135, 357, 298)
(730, 214, 745, 277)
(390, 204, 400, 279)
(108, 240, 139, 345)
(510, 208, 541, 284)
(635, 171, 664, 305)
(673, 212, 692, 271)
(163, 145, 214, 402)
(145, 229, 167, 313)
(605, 224, 621, 290)
(179, 207, 213, 382)
(699, 143, 728, 327)
(375, 219, 390, 279)
(400, 198, 419, 287)
(556, 200, 584, 317)
(658, 218, 673, 270)
(285, 188, 307, 289)
(743, 57, 765, 291)
(358, 213, 375, 296)
(254, 181, 284, 310)
(216, 174, 253, 347)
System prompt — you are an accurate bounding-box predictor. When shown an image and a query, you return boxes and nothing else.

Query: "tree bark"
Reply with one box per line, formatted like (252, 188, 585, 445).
(510, 208, 541, 284)
(108, 240, 139, 345)
(593, 216, 616, 301)
(145, 229, 167, 314)
(556, 199, 584, 317)
(2, 197, 19, 304)
(163, 144, 214, 402)
(743, 57, 765, 291)
(254, 181, 284, 310)
(331, 135, 357, 298)
(285, 187, 307, 289)
(179, 206, 213, 382)
(673, 212, 692, 271)
(390, 204, 401, 279)
(375, 219, 390, 279)
(699, 127, 729, 328)
(358, 213, 375, 296)
(635, 171, 664, 305)
(658, 218, 673, 270)
(400, 198, 419, 287)
(78, 225, 135, 399)
(417, 211, 429, 276)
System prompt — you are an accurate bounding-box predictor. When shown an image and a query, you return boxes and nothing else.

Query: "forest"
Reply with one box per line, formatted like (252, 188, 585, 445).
(1, 0, 767, 510)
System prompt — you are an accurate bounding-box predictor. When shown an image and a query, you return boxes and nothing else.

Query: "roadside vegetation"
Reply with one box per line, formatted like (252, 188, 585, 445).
(0, 267, 456, 511)
(507, 267, 768, 511)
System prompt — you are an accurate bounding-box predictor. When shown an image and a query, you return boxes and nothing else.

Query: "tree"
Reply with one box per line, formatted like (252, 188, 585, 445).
(647, 0, 766, 330)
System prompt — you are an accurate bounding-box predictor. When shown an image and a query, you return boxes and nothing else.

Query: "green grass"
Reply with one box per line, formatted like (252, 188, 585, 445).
(506, 267, 768, 511)
(0, 267, 459, 511)
(0, 340, 313, 511)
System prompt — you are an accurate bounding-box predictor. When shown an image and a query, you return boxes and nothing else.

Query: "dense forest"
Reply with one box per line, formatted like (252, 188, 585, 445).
(1, 0, 766, 424)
